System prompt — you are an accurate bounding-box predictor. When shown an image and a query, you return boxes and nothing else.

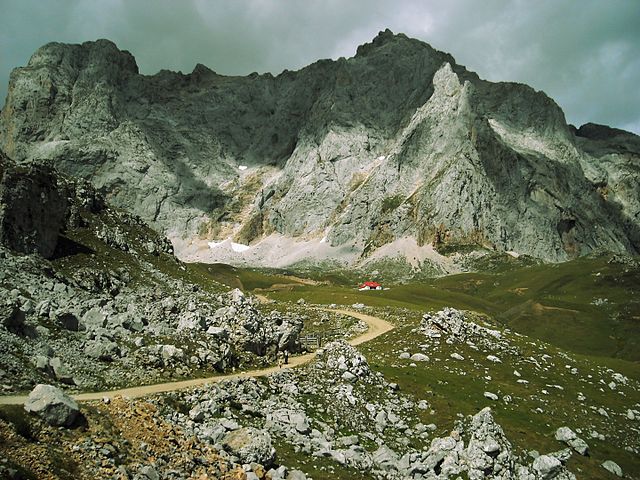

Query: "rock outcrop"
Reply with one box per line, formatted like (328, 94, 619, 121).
(1, 31, 639, 265)
(0, 150, 68, 258)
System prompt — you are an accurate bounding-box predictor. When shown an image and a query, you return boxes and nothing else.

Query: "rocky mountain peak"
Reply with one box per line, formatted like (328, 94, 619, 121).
(576, 122, 632, 141)
(0, 32, 638, 268)
(355, 28, 399, 53)
(27, 39, 138, 76)
(355, 29, 455, 70)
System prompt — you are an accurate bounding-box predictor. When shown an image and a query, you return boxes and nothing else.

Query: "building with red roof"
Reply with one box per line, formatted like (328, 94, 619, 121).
(359, 281, 382, 291)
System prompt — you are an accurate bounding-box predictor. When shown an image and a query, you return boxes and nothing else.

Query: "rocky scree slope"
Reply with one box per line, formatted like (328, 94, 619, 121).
(0, 150, 303, 394)
(1, 30, 639, 266)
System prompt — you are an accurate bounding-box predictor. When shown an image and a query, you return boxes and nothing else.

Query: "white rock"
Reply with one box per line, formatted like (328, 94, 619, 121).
(532, 455, 562, 478)
(410, 353, 429, 362)
(341, 371, 357, 383)
(601, 460, 623, 477)
(483, 392, 499, 401)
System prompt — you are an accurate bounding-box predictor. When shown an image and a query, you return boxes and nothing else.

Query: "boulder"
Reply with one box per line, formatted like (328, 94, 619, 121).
(286, 471, 307, 480)
(555, 426, 589, 456)
(341, 371, 357, 383)
(160, 344, 184, 363)
(464, 407, 515, 478)
(81, 308, 106, 330)
(532, 455, 562, 480)
(55, 312, 79, 331)
(601, 460, 623, 477)
(372, 444, 398, 470)
(84, 340, 120, 361)
(49, 357, 75, 384)
(24, 384, 80, 427)
(176, 312, 205, 332)
(1, 305, 27, 335)
(410, 353, 429, 362)
(222, 427, 276, 466)
(33, 354, 50, 372)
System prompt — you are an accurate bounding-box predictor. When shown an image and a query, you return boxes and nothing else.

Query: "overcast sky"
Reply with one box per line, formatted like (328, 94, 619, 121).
(1, 0, 638, 133)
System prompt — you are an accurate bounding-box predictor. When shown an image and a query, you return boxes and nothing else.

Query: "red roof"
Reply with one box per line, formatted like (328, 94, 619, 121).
(360, 281, 382, 288)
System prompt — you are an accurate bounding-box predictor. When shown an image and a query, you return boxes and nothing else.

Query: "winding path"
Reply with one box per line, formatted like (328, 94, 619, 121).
(0, 308, 393, 405)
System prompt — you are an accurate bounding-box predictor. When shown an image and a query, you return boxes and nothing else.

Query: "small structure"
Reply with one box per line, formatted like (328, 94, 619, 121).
(359, 281, 382, 291)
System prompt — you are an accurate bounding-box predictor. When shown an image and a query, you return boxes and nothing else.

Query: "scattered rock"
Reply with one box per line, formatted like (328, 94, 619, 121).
(601, 460, 623, 477)
(532, 455, 562, 479)
(410, 353, 429, 362)
(555, 426, 589, 456)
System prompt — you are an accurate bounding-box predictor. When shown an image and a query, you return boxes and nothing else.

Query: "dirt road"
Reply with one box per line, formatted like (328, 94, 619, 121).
(0, 308, 393, 405)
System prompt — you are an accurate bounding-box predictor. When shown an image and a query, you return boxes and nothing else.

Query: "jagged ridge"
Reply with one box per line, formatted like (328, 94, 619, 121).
(1, 29, 638, 265)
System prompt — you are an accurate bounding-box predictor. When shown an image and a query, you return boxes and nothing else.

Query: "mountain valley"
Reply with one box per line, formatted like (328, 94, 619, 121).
(0, 29, 639, 480)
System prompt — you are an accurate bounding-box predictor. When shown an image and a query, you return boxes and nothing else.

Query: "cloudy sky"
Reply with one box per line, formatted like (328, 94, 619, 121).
(1, 0, 638, 133)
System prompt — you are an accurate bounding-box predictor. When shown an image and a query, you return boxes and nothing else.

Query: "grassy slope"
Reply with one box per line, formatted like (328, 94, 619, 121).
(359, 310, 640, 479)
(223, 256, 640, 363)
(52, 206, 229, 297)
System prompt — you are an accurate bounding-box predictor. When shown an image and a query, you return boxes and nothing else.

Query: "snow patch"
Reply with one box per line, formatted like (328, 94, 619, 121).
(207, 239, 251, 252)
(231, 242, 250, 253)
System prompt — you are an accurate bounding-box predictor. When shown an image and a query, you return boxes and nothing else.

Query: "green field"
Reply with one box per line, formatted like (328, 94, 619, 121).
(202, 255, 640, 363)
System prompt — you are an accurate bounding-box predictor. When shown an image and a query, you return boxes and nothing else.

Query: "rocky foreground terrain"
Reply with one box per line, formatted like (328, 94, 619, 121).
(2, 307, 638, 479)
(1, 30, 639, 269)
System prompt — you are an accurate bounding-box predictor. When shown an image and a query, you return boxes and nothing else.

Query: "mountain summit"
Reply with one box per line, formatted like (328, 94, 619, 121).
(1, 31, 638, 267)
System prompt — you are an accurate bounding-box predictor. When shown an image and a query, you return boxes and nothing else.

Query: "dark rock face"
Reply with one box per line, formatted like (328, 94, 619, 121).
(0, 32, 638, 264)
(0, 151, 68, 258)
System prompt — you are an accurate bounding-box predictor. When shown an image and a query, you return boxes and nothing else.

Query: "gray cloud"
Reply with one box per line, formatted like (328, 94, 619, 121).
(1, 0, 638, 133)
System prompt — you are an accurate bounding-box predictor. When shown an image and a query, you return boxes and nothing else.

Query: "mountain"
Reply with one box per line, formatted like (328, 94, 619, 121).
(1, 30, 639, 268)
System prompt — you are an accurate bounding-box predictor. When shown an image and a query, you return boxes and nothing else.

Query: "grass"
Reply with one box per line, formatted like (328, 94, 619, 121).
(273, 441, 371, 480)
(51, 204, 230, 297)
(238, 255, 640, 363)
(359, 310, 640, 479)
(380, 194, 404, 213)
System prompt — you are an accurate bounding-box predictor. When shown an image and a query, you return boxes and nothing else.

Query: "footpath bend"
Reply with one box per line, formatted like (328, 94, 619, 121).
(0, 308, 394, 405)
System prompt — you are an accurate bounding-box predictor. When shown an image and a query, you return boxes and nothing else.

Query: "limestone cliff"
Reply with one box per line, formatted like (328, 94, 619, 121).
(1, 30, 638, 265)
